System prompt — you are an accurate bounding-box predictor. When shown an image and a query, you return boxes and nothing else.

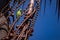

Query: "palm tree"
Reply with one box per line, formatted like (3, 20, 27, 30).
(0, 0, 40, 40)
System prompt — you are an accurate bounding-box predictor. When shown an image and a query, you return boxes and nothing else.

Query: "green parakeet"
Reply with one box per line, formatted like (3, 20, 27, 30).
(16, 9, 22, 18)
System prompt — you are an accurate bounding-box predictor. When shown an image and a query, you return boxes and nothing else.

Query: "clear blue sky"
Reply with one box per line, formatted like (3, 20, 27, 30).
(9, 0, 60, 40)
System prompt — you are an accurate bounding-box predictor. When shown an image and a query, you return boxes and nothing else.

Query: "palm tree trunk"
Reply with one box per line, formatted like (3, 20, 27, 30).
(0, 16, 8, 40)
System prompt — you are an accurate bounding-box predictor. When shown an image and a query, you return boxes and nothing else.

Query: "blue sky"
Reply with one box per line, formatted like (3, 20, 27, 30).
(9, 0, 60, 40)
